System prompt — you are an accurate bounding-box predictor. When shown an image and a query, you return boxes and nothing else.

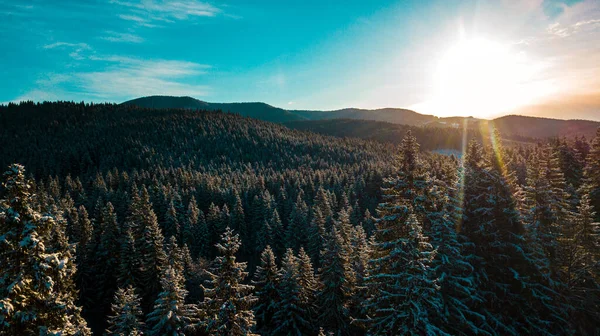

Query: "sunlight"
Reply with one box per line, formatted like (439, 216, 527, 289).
(415, 37, 553, 118)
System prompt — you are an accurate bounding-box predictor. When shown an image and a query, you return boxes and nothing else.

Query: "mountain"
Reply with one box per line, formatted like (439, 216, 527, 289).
(490, 115, 600, 140)
(122, 96, 600, 139)
(122, 95, 304, 123)
(285, 118, 538, 151)
(292, 107, 437, 126)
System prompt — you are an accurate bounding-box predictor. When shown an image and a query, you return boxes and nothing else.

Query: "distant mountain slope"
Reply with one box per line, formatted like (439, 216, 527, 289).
(292, 107, 436, 126)
(122, 95, 304, 123)
(122, 96, 599, 139)
(285, 119, 540, 151)
(490, 115, 600, 139)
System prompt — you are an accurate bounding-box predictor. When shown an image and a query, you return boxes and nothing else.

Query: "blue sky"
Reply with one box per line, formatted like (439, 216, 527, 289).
(1, 0, 599, 120)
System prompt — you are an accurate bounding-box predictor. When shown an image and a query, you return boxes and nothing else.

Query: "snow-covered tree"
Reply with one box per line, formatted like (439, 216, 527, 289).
(317, 227, 353, 335)
(364, 212, 442, 335)
(146, 265, 195, 336)
(252, 245, 281, 335)
(0, 164, 90, 335)
(272, 249, 314, 335)
(106, 286, 144, 335)
(117, 227, 139, 289)
(429, 195, 488, 335)
(199, 227, 257, 335)
(128, 186, 167, 309)
(581, 128, 600, 222)
(461, 140, 567, 335)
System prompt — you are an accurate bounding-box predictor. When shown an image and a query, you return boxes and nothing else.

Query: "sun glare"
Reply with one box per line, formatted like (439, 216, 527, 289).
(415, 38, 553, 118)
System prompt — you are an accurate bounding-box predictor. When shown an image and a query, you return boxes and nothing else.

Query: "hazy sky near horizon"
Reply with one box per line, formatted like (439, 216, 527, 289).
(1, 0, 599, 120)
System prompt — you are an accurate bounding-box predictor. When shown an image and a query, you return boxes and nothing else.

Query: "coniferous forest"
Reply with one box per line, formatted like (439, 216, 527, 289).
(1, 101, 599, 335)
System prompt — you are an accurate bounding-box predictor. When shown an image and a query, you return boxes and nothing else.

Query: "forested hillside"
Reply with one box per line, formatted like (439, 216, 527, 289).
(285, 118, 543, 149)
(123, 95, 600, 139)
(1, 101, 599, 335)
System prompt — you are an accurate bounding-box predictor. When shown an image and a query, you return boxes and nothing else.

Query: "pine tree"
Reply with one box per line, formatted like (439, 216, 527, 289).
(231, 191, 246, 245)
(364, 212, 442, 335)
(253, 246, 281, 335)
(96, 202, 121, 310)
(286, 194, 309, 251)
(206, 202, 222, 256)
(182, 196, 199, 252)
(163, 199, 180, 242)
(199, 227, 257, 335)
(347, 224, 370, 329)
(297, 247, 317, 321)
(127, 186, 167, 310)
(429, 196, 488, 335)
(106, 286, 144, 336)
(461, 140, 567, 335)
(192, 209, 209, 259)
(522, 148, 556, 270)
(559, 193, 600, 334)
(307, 207, 326, 268)
(117, 227, 139, 288)
(0, 164, 90, 335)
(146, 265, 195, 336)
(272, 249, 313, 336)
(581, 128, 600, 222)
(317, 227, 353, 335)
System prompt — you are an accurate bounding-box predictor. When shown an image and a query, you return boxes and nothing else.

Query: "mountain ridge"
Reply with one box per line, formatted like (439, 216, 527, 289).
(122, 95, 600, 139)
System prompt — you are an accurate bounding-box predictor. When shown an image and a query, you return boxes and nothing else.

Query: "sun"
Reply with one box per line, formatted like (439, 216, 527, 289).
(414, 37, 551, 118)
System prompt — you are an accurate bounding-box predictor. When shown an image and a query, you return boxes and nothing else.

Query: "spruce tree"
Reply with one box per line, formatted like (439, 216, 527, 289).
(307, 207, 326, 268)
(297, 247, 318, 322)
(252, 245, 281, 335)
(461, 140, 568, 335)
(429, 196, 488, 335)
(127, 186, 167, 310)
(317, 227, 353, 335)
(146, 265, 195, 336)
(163, 199, 180, 242)
(106, 286, 144, 336)
(364, 212, 442, 335)
(117, 227, 139, 288)
(581, 128, 600, 222)
(199, 227, 257, 335)
(0, 164, 90, 335)
(272, 249, 313, 335)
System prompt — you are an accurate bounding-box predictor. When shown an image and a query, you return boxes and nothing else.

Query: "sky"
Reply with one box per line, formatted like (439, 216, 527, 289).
(1, 0, 599, 120)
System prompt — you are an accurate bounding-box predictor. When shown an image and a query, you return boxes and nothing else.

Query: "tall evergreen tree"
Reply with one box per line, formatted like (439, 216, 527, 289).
(253, 245, 281, 335)
(146, 265, 195, 336)
(127, 186, 167, 310)
(273, 249, 314, 336)
(429, 195, 488, 335)
(317, 227, 353, 335)
(581, 128, 600, 222)
(0, 164, 90, 335)
(461, 140, 567, 335)
(199, 227, 257, 336)
(106, 286, 144, 336)
(117, 227, 139, 289)
(364, 212, 442, 335)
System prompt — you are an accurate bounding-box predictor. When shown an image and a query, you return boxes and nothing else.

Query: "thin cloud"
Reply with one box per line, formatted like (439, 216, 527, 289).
(111, 0, 220, 25)
(43, 42, 91, 60)
(101, 31, 144, 43)
(15, 55, 211, 102)
(76, 56, 211, 99)
(117, 14, 159, 27)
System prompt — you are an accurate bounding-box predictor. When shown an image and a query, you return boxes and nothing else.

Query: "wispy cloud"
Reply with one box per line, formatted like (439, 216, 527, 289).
(117, 14, 159, 27)
(43, 42, 91, 60)
(111, 0, 220, 26)
(78, 56, 210, 99)
(100, 31, 144, 43)
(13, 53, 211, 103)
